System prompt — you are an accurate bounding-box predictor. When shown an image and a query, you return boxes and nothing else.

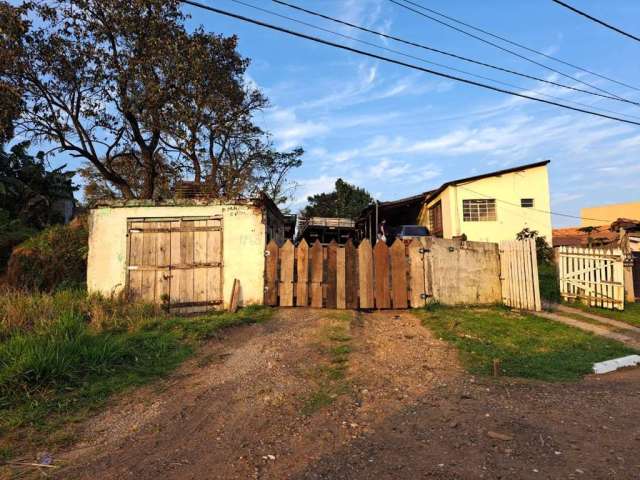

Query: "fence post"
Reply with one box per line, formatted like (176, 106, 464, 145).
(310, 240, 323, 308)
(374, 241, 390, 309)
(358, 239, 374, 309)
(296, 240, 309, 307)
(265, 240, 279, 306)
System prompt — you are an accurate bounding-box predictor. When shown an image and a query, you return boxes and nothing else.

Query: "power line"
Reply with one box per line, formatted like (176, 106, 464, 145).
(272, 0, 639, 107)
(179, 0, 640, 126)
(552, 0, 640, 43)
(389, 0, 637, 103)
(392, 0, 640, 93)
(226, 0, 640, 120)
(458, 185, 611, 223)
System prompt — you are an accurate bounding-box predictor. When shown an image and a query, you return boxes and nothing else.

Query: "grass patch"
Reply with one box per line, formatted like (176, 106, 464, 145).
(301, 313, 353, 415)
(0, 288, 272, 456)
(565, 302, 640, 328)
(415, 305, 635, 382)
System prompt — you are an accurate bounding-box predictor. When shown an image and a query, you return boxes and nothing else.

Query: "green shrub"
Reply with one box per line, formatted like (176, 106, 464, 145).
(0, 288, 272, 436)
(0, 210, 37, 272)
(6, 218, 88, 291)
(539, 262, 561, 303)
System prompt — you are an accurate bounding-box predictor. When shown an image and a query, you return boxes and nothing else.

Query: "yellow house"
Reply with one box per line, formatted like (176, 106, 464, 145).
(580, 201, 640, 227)
(359, 161, 553, 245)
(418, 161, 552, 243)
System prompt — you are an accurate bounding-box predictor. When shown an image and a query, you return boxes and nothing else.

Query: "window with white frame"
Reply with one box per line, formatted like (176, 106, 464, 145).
(462, 199, 496, 222)
(521, 198, 534, 208)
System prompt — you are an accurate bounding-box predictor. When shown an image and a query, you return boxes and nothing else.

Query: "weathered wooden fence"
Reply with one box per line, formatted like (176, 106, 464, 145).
(265, 239, 430, 309)
(557, 246, 624, 310)
(265, 237, 540, 311)
(499, 238, 541, 311)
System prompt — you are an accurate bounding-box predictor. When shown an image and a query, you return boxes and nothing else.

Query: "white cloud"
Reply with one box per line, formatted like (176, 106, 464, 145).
(288, 175, 337, 208)
(266, 108, 329, 150)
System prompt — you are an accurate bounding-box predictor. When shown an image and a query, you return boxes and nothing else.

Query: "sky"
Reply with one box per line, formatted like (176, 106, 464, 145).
(177, 0, 640, 227)
(33, 0, 640, 226)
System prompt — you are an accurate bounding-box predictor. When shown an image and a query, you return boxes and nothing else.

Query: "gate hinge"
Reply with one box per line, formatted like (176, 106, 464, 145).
(419, 248, 430, 254)
(264, 250, 270, 257)
(420, 293, 431, 299)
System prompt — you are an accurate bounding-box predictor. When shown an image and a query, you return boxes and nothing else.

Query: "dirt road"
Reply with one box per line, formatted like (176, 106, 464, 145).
(59, 309, 640, 479)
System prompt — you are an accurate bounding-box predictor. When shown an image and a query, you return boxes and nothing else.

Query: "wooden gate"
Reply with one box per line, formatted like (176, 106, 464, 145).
(557, 246, 624, 310)
(499, 238, 541, 311)
(633, 252, 640, 302)
(127, 217, 223, 312)
(264, 239, 431, 309)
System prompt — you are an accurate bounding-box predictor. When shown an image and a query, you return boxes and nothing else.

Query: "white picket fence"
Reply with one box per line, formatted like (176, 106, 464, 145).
(557, 246, 624, 310)
(499, 238, 541, 311)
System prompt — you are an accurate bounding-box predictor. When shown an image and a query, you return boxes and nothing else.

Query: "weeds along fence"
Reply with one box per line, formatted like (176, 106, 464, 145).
(264, 237, 539, 310)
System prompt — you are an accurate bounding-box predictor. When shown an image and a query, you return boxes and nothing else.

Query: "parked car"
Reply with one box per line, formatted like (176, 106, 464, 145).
(388, 225, 429, 245)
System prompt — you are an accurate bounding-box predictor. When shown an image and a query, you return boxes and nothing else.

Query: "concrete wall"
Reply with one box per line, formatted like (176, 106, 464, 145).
(581, 202, 640, 227)
(428, 237, 502, 305)
(420, 165, 553, 244)
(87, 201, 267, 308)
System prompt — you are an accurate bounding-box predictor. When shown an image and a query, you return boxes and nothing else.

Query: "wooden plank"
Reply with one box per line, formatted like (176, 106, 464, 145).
(127, 221, 144, 301)
(408, 239, 426, 308)
(310, 240, 324, 308)
(517, 240, 526, 309)
(344, 240, 358, 309)
(296, 240, 309, 307)
(207, 218, 223, 305)
(522, 239, 533, 310)
(505, 240, 514, 309)
(358, 239, 374, 309)
(265, 240, 279, 306)
(180, 220, 195, 307)
(336, 246, 346, 309)
(613, 249, 624, 310)
(529, 238, 542, 311)
(509, 242, 517, 308)
(279, 240, 295, 307)
(156, 221, 171, 306)
(326, 241, 338, 309)
(193, 220, 208, 307)
(228, 278, 240, 313)
(513, 241, 523, 309)
(374, 241, 390, 309)
(169, 220, 182, 305)
(141, 222, 157, 302)
(390, 240, 408, 309)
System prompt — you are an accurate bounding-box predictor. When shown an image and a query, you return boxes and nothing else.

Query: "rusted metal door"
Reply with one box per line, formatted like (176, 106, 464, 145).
(126, 217, 223, 312)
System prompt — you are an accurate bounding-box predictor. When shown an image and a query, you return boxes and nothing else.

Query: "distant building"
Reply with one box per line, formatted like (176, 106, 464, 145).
(581, 201, 640, 227)
(296, 216, 356, 244)
(359, 161, 552, 245)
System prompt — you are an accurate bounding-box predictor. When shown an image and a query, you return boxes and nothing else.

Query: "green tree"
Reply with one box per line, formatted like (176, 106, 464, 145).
(2, 0, 302, 200)
(516, 227, 554, 264)
(0, 142, 76, 228)
(302, 179, 373, 219)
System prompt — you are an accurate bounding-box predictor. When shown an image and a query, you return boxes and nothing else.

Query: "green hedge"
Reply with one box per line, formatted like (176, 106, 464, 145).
(6, 219, 88, 291)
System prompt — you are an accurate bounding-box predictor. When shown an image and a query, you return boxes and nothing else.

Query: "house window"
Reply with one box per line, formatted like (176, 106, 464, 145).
(429, 201, 443, 237)
(462, 199, 496, 222)
(521, 198, 534, 208)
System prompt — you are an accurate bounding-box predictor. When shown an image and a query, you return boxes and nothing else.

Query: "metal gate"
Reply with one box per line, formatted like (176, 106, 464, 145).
(557, 246, 624, 310)
(126, 216, 223, 312)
